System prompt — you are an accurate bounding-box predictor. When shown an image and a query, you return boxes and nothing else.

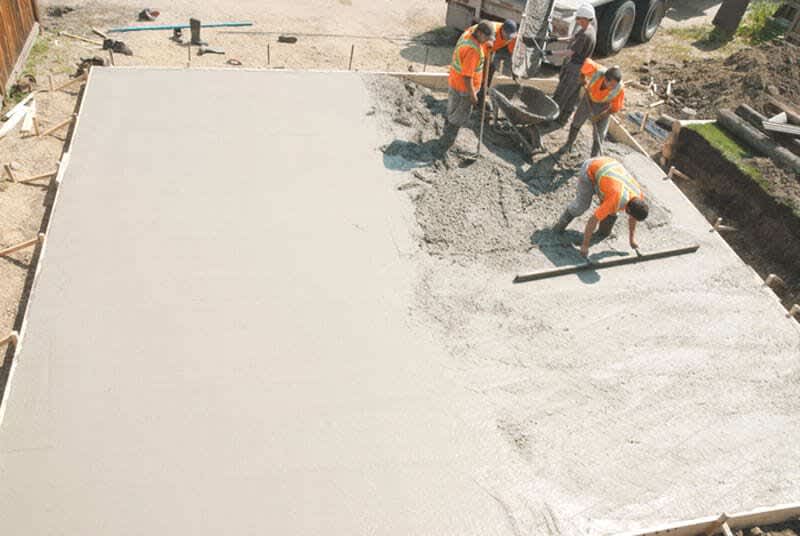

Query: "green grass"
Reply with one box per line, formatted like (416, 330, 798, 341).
(687, 123, 763, 180)
(737, 0, 784, 43)
(664, 24, 740, 54)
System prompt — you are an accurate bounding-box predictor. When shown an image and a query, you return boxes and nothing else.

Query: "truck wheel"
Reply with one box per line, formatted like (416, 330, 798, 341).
(596, 0, 637, 56)
(632, 0, 666, 43)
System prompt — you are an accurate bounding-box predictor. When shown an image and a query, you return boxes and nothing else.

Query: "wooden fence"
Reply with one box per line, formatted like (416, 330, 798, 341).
(0, 0, 40, 96)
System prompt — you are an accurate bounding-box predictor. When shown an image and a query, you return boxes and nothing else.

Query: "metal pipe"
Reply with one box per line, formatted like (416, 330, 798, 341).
(108, 21, 254, 33)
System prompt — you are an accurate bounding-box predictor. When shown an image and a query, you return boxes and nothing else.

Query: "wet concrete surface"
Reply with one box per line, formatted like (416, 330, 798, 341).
(0, 69, 798, 535)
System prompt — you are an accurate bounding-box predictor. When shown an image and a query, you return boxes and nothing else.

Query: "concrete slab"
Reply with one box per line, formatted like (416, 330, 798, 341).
(1, 68, 799, 536)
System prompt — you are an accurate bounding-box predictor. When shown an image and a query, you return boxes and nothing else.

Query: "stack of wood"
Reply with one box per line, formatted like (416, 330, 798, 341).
(717, 97, 800, 175)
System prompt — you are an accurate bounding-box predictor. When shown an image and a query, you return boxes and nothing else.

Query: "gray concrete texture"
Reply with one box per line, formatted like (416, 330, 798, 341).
(1, 68, 799, 535)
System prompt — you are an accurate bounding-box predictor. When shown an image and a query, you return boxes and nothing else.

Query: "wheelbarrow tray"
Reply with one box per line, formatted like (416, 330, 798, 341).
(490, 84, 559, 125)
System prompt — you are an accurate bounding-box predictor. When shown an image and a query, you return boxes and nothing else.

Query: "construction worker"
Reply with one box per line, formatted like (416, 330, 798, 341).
(438, 20, 495, 153)
(560, 59, 624, 157)
(553, 156, 649, 257)
(546, 4, 597, 124)
(475, 19, 519, 106)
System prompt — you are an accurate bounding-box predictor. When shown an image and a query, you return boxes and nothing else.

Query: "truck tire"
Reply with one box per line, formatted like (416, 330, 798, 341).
(631, 0, 666, 43)
(596, 0, 637, 56)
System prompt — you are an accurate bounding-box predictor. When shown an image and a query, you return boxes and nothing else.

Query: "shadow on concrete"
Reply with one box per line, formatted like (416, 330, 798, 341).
(530, 228, 601, 284)
(398, 27, 459, 68)
(382, 140, 440, 170)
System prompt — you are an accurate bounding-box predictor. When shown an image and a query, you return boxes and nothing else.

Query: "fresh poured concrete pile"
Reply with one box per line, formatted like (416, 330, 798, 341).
(1, 69, 799, 535)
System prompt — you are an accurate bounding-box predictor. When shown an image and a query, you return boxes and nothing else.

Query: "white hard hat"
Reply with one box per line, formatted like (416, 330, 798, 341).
(575, 4, 595, 20)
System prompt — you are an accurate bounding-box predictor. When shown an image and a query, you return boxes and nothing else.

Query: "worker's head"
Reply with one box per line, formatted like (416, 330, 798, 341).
(475, 20, 496, 44)
(575, 4, 595, 28)
(626, 197, 649, 221)
(501, 19, 518, 40)
(601, 65, 622, 90)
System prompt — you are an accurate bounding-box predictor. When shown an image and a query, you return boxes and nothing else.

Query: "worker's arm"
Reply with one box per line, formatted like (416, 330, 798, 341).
(628, 216, 639, 250)
(580, 215, 599, 257)
(465, 75, 478, 105)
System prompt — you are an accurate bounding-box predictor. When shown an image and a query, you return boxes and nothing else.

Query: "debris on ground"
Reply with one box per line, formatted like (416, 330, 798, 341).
(102, 39, 133, 56)
(645, 41, 800, 120)
(138, 8, 160, 21)
(74, 56, 108, 77)
(46, 5, 75, 17)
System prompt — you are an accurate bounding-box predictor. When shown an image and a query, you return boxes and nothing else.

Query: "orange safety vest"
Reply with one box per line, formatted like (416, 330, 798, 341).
(449, 31, 486, 93)
(584, 59, 624, 104)
(588, 157, 643, 213)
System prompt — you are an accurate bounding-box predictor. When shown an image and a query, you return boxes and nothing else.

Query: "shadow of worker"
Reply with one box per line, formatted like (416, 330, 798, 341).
(529, 228, 629, 284)
(382, 139, 444, 171)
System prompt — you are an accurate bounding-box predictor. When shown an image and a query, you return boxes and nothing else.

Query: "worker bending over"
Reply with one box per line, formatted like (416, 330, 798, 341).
(553, 156, 649, 257)
(438, 21, 495, 153)
(476, 19, 518, 106)
(547, 4, 597, 124)
(560, 59, 624, 157)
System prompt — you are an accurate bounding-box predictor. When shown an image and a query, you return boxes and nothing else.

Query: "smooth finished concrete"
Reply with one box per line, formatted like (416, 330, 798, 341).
(0, 68, 799, 535)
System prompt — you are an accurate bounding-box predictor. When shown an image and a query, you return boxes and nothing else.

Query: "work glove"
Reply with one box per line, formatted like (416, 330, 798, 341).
(546, 36, 560, 43)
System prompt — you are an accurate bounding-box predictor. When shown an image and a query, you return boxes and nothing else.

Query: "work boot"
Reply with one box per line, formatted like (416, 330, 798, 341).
(594, 214, 618, 239)
(190, 18, 208, 46)
(552, 209, 574, 233)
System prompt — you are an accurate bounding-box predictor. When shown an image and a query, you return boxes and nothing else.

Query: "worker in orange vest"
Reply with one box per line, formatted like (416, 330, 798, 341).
(438, 21, 495, 153)
(559, 58, 624, 157)
(475, 19, 518, 106)
(553, 156, 649, 257)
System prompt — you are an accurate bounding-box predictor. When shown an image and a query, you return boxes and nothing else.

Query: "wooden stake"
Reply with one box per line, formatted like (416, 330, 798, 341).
(33, 116, 40, 136)
(108, 48, 115, 66)
(18, 170, 57, 184)
(704, 513, 729, 536)
(0, 331, 19, 367)
(0, 233, 45, 257)
(348, 44, 355, 70)
(648, 100, 665, 108)
(91, 26, 109, 40)
(48, 73, 54, 92)
(639, 112, 649, 133)
(54, 73, 87, 92)
(423, 46, 429, 72)
(788, 304, 800, 319)
(667, 166, 693, 182)
(267, 43, 271, 65)
(39, 114, 76, 138)
(4, 163, 17, 182)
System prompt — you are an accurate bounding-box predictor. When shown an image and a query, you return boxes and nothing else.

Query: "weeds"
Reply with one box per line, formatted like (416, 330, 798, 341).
(737, 0, 783, 44)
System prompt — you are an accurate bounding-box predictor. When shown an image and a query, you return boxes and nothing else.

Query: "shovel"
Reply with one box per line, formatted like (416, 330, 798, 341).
(462, 50, 494, 165)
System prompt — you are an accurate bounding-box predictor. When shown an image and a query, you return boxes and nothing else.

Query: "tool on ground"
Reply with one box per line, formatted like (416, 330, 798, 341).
(278, 35, 298, 44)
(513, 244, 700, 283)
(59, 31, 104, 46)
(103, 38, 133, 55)
(107, 21, 253, 33)
(198, 46, 225, 56)
(138, 8, 160, 21)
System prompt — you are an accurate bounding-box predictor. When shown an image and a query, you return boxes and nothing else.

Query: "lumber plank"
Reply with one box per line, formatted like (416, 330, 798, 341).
(718, 109, 800, 174)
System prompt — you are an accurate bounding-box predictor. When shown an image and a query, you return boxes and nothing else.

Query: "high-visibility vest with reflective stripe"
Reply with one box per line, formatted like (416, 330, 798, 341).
(593, 160, 642, 212)
(588, 69, 623, 104)
(451, 34, 485, 75)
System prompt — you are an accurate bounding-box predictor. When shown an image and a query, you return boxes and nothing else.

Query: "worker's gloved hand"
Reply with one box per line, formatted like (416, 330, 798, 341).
(546, 36, 560, 43)
(522, 36, 536, 47)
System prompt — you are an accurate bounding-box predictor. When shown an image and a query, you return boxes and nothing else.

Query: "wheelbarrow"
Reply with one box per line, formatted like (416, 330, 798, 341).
(489, 84, 559, 158)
